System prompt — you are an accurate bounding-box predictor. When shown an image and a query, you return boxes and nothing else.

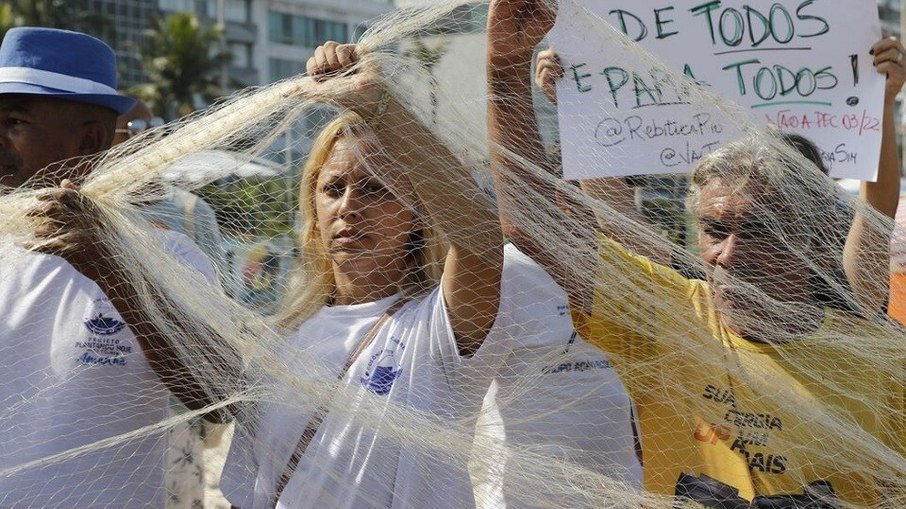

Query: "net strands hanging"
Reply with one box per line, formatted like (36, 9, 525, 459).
(0, 1, 903, 509)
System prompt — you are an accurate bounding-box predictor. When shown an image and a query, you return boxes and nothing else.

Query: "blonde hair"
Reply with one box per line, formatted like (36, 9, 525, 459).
(276, 111, 445, 329)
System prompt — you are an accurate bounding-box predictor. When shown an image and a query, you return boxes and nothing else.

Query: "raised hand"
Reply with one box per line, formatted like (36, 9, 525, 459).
(306, 41, 358, 81)
(871, 36, 906, 104)
(487, 0, 555, 64)
(26, 179, 119, 286)
(535, 47, 563, 104)
(302, 41, 389, 119)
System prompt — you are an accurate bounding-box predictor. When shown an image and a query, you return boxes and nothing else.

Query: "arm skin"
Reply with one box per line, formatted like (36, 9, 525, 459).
(844, 36, 905, 313)
(485, 0, 599, 310)
(485, 2, 680, 313)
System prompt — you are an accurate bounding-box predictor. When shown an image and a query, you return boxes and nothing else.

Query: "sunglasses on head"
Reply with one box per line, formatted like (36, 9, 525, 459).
(116, 117, 165, 137)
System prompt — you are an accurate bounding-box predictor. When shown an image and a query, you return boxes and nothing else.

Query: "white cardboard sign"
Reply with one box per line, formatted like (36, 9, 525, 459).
(549, 0, 884, 180)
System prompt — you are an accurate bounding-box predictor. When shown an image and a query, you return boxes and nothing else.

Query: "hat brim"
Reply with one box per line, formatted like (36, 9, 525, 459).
(0, 82, 136, 115)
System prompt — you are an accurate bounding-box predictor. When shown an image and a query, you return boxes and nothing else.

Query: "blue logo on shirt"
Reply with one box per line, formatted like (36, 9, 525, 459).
(84, 313, 127, 335)
(361, 351, 403, 395)
(363, 366, 402, 395)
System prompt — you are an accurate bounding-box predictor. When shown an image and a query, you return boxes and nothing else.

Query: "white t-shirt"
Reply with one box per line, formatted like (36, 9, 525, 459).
(471, 338, 642, 509)
(221, 245, 640, 509)
(0, 231, 214, 509)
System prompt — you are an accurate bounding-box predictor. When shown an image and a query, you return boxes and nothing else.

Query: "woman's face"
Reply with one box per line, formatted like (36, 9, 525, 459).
(315, 136, 419, 286)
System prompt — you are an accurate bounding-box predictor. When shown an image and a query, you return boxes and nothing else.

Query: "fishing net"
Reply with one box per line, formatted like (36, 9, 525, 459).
(0, 1, 903, 508)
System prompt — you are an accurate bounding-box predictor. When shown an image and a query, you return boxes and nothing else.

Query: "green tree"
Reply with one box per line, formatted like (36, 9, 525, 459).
(131, 12, 230, 119)
(2, 0, 115, 43)
(0, 4, 14, 40)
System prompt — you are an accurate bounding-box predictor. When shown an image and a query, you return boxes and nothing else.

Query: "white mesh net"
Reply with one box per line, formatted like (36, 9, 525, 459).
(0, 1, 904, 509)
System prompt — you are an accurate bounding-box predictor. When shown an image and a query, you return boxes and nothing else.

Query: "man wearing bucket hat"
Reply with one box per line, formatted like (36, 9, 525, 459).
(0, 27, 226, 509)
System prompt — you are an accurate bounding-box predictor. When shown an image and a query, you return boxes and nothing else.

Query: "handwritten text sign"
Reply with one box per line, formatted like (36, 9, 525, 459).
(549, 0, 884, 180)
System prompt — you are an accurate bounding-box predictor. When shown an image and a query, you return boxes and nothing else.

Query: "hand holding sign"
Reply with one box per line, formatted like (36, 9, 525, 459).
(536, 48, 563, 104)
(872, 36, 906, 104)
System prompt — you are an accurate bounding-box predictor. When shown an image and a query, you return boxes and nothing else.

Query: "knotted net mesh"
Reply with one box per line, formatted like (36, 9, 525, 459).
(0, 1, 904, 508)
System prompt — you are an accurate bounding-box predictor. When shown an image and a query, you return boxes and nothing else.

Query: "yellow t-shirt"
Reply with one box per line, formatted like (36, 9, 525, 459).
(576, 237, 904, 507)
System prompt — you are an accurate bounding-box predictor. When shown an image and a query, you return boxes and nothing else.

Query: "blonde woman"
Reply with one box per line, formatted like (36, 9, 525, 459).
(219, 43, 588, 509)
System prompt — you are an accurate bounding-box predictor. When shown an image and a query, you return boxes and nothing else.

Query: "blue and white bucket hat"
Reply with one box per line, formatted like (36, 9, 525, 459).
(0, 27, 135, 114)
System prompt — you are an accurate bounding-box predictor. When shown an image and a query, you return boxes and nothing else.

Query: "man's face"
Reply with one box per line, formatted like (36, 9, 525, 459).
(696, 177, 812, 335)
(0, 95, 84, 187)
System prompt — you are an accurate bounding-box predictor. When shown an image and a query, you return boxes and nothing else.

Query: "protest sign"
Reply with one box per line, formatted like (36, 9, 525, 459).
(549, 0, 884, 180)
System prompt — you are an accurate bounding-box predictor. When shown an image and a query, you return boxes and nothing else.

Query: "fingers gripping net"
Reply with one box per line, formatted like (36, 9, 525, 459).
(0, 1, 903, 509)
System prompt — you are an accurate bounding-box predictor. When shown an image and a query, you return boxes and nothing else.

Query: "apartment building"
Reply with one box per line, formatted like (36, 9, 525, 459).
(88, 0, 393, 89)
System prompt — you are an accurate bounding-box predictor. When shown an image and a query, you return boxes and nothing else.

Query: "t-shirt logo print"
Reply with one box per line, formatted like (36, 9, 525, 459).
(78, 302, 131, 366)
(361, 350, 403, 395)
(84, 313, 127, 335)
